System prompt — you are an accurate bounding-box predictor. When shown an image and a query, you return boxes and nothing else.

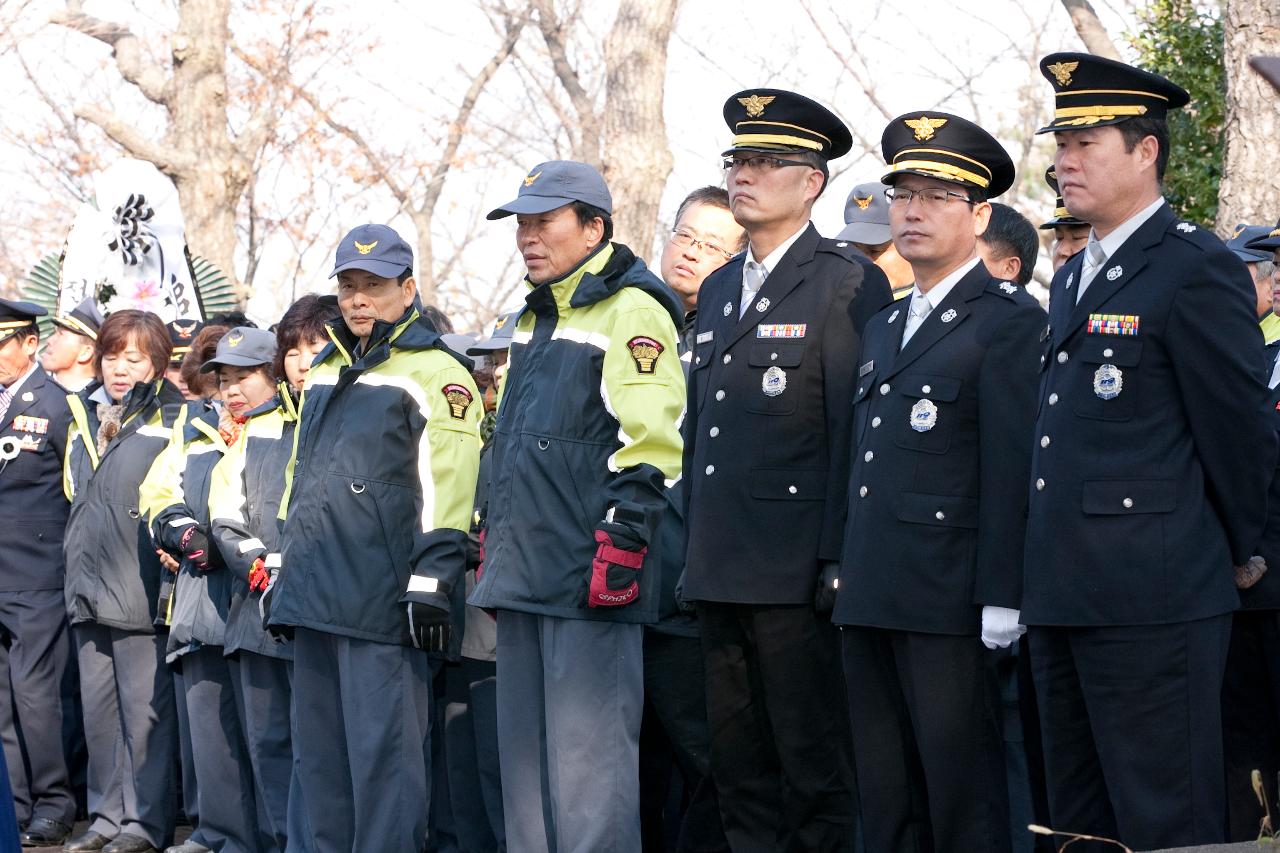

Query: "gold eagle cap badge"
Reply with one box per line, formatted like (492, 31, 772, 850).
(524, 171, 542, 187)
(1233, 224, 1247, 238)
(354, 239, 378, 255)
(905, 116, 947, 142)
(853, 194, 873, 210)
(1047, 61, 1079, 87)
(737, 94, 776, 118)
(227, 330, 243, 347)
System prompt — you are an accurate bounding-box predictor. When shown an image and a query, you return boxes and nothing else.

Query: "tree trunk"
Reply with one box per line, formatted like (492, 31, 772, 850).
(602, 0, 678, 261)
(1058, 0, 1122, 60)
(1217, 0, 1280, 232)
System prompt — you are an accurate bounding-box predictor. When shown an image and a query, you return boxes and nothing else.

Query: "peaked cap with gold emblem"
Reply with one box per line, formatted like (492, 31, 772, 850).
(166, 318, 205, 366)
(0, 298, 45, 345)
(52, 297, 105, 341)
(1036, 52, 1189, 134)
(1038, 166, 1087, 230)
(721, 88, 852, 159)
(880, 110, 1014, 198)
(329, 223, 415, 279)
(1245, 217, 1280, 253)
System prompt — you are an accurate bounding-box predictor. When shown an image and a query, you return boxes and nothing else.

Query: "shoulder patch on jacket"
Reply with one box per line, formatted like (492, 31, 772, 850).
(442, 384, 474, 419)
(816, 238, 864, 263)
(626, 336, 664, 374)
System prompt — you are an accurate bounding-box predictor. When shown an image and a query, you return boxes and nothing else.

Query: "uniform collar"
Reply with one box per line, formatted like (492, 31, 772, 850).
(1090, 196, 1165, 260)
(743, 221, 810, 282)
(1, 361, 39, 398)
(525, 242, 615, 311)
(911, 256, 982, 310)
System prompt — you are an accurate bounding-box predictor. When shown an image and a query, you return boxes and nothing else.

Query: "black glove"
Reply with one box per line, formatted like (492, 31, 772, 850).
(674, 569, 695, 614)
(814, 561, 840, 615)
(178, 524, 211, 571)
(407, 594, 451, 653)
(258, 559, 292, 642)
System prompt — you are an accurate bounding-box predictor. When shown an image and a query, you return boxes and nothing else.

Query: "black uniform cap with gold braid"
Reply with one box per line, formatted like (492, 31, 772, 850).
(166, 318, 205, 366)
(1036, 52, 1189, 135)
(1245, 217, 1280, 253)
(880, 111, 1014, 199)
(722, 89, 852, 159)
(1039, 166, 1087, 230)
(52, 297, 105, 341)
(0, 298, 45, 345)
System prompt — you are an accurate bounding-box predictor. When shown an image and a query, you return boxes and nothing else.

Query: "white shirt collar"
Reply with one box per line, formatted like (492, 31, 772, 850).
(2, 362, 39, 400)
(912, 256, 982, 310)
(742, 222, 810, 287)
(1091, 197, 1165, 260)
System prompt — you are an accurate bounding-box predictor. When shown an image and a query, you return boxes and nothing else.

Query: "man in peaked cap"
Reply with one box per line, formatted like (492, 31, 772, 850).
(680, 90, 891, 851)
(0, 299, 77, 847)
(165, 318, 204, 400)
(1039, 166, 1091, 272)
(1022, 53, 1274, 851)
(832, 111, 1046, 853)
(1225, 225, 1280, 345)
(42, 298, 103, 392)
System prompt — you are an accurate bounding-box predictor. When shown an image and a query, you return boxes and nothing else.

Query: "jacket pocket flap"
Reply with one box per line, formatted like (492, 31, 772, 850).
(895, 491, 979, 528)
(1082, 479, 1176, 515)
(895, 374, 962, 402)
(748, 343, 805, 368)
(748, 467, 827, 501)
(1078, 337, 1142, 366)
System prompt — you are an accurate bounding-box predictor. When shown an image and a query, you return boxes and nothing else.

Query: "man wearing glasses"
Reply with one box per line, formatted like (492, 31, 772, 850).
(681, 89, 890, 851)
(833, 112, 1045, 853)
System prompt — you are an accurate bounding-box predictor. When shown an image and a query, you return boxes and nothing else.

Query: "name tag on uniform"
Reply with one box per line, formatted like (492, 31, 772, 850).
(858, 360, 874, 377)
(756, 324, 806, 339)
(11, 415, 48, 435)
(18, 435, 41, 452)
(1087, 314, 1139, 336)
(696, 331, 714, 344)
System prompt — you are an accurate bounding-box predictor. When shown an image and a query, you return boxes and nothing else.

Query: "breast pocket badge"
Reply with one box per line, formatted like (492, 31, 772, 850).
(1093, 363, 1123, 399)
(762, 365, 787, 397)
(910, 398, 938, 432)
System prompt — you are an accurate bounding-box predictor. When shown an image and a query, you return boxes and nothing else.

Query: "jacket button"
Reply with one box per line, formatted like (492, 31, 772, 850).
(1035, 478, 1045, 491)
(935, 511, 946, 521)
(859, 486, 868, 498)
(695, 356, 701, 365)
(771, 353, 778, 361)
(1048, 393, 1059, 405)
(879, 383, 891, 395)
(723, 354, 732, 365)
(1103, 347, 1114, 358)
(1123, 497, 1134, 508)
(864, 451, 874, 462)
(709, 426, 720, 437)
(705, 465, 715, 476)
(1040, 435, 1050, 448)
(716, 390, 726, 401)
(871, 416, 881, 428)
(788, 485, 798, 494)
(1057, 351, 1068, 364)
(922, 384, 932, 394)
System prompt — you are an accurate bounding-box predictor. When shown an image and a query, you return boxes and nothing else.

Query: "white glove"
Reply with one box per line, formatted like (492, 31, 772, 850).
(980, 605, 1025, 650)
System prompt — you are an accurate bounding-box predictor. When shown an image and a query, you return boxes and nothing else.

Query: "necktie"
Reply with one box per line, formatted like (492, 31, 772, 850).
(0, 386, 10, 425)
(900, 292, 932, 350)
(740, 261, 767, 319)
(1076, 238, 1107, 304)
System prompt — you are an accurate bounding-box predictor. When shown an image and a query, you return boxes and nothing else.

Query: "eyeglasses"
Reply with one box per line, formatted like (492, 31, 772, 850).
(884, 187, 976, 208)
(669, 229, 734, 261)
(722, 155, 813, 173)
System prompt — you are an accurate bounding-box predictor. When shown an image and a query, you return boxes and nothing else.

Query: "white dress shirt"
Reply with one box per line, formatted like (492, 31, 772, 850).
(739, 223, 809, 318)
(900, 256, 981, 349)
(1077, 196, 1165, 302)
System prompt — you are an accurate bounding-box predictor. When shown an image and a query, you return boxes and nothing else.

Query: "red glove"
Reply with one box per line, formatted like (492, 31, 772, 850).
(589, 523, 647, 608)
(248, 557, 270, 593)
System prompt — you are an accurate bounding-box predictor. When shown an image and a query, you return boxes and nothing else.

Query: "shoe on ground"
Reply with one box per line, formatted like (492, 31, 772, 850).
(18, 817, 70, 847)
(62, 831, 112, 853)
(102, 834, 158, 853)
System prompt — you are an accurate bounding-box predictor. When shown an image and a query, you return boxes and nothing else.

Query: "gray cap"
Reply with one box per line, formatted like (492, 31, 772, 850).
(467, 311, 518, 354)
(836, 182, 891, 245)
(1225, 224, 1274, 263)
(200, 327, 277, 373)
(330, 223, 414, 279)
(441, 333, 477, 356)
(486, 161, 612, 220)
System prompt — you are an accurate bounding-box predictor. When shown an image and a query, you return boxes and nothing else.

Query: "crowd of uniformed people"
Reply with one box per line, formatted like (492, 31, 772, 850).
(4, 49, 1280, 853)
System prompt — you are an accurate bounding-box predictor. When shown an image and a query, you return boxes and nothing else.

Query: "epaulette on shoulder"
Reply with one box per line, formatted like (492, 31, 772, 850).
(1168, 219, 1216, 250)
(816, 238, 865, 263)
(985, 279, 1023, 301)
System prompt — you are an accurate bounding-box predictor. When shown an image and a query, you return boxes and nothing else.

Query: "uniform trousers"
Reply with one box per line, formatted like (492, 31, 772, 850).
(288, 627, 432, 853)
(228, 651, 295, 853)
(445, 657, 504, 852)
(841, 627, 1009, 853)
(495, 611, 643, 853)
(181, 646, 259, 852)
(1029, 615, 1231, 852)
(75, 622, 177, 848)
(0, 589, 75, 826)
(696, 602, 855, 853)
(1222, 610, 1280, 842)
(172, 665, 200, 833)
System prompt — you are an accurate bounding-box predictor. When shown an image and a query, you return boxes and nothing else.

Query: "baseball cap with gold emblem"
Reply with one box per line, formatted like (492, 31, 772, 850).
(880, 111, 1015, 199)
(0, 298, 45, 345)
(1039, 166, 1087, 230)
(486, 160, 612, 220)
(1035, 52, 1189, 135)
(199, 326, 277, 373)
(838, 181, 892, 244)
(721, 88, 852, 159)
(330, 223, 415, 279)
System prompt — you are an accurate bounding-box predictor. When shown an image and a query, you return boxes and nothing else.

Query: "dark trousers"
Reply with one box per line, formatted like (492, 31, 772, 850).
(641, 630, 728, 853)
(289, 627, 432, 853)
(842, 627, 1009, 853)
(75, 622, 177, 848)
(1029, 615, 1231, 852)
(0, 589, 75, 826)
(181, 646, 259, 853)
(697, 602, 855, 853)
(172, 665, 199, 831)
(228, 651, 295, 853)
(1223, 610, 1280, 842)
(444, 657, 504, 853)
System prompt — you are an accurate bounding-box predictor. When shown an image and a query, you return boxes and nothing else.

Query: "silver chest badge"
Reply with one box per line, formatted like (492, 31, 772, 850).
(723, 301, 733, 317)
(762, 365, 787, 397)
(755, 297, 770, 312)
(1106, 265, 1123, 281)
(888, 309, 900, 324)
(941, 308, 957, 323)
(1093, 363, 1123, 399)
(910, 398, 938, 432)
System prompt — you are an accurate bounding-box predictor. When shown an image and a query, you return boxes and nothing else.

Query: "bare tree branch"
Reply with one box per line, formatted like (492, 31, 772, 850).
(530, 0, 601, 164)
(73, 103, 191, 173)
(1058, 0, 1122, 59)
(50, 2, 173, 105)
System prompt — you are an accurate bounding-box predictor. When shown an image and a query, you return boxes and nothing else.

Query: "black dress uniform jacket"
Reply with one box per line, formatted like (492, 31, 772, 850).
(1, 369, 71, 592)
(834, 262, 1047, 634)
(1022, 202, 1275, 626)
(1239, 376, 1280, 611)
(682, 224, 892, 603)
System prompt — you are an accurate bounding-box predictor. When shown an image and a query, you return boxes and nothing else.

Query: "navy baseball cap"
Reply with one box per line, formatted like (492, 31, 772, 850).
(837, 182, 892, 244)
(200, 327, 277, 373)
(467, 311, 518, 355)
(1225, 225, 1273, 263)
(486, 161, 612, 220)
(330, 224, 414, 279)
